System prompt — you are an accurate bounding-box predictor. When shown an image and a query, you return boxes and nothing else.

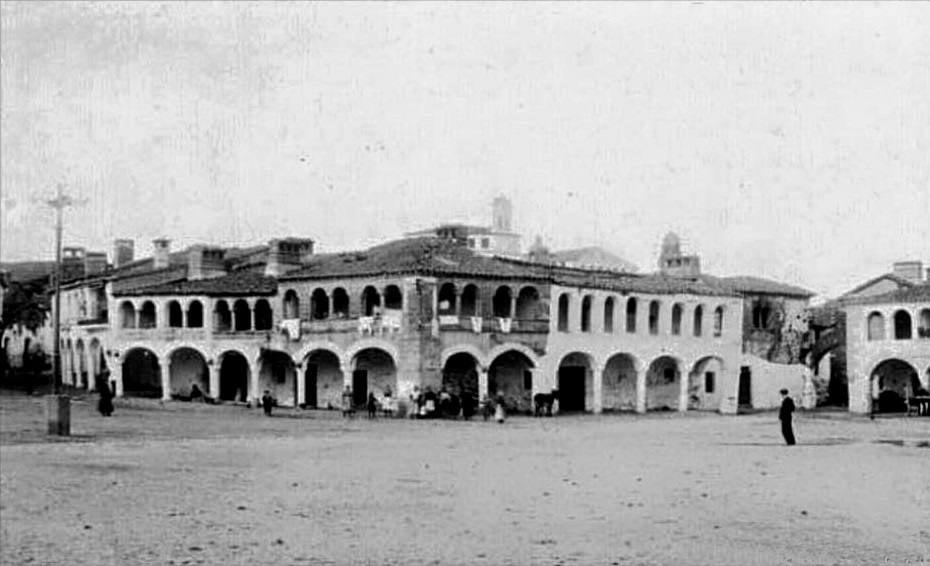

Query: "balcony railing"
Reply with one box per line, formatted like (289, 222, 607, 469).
(437, 315, 549, 334)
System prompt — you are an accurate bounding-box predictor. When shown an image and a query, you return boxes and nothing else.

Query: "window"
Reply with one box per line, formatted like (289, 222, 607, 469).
(312, 288, 330, 319)
(214, 300, 231, 331)
(187, 301, 204, 328)
(384, 285, 403, 310)
(460, 285, 478, 316)
(919, 309, 930, 339)
(705, 372, 715, 393)
(168, 301, 183, 328)
(626, 298, 637, 333)
(867, 312, 884, 341)
(693, 305, 703, 337)
(893, 310, 912, 340)
(581, 295, 592, 332)
(557, 293, 570, 332)
(254, 299, 273, 330)
(713, 306, 724, 337)
(283, 290, 300, 319)
(492, 286, 512, 318)
(481, 238, 490, 249)
(523, 370, 532, 391)
(332, 288, 349, 317)
(603, 297, 615, 333)
(648, 301, 660, 335)
(467, 239, 475, 249)
(233, 300, 251, 331)
(438, 283, 456, 314)
(671, 303, 683, 335)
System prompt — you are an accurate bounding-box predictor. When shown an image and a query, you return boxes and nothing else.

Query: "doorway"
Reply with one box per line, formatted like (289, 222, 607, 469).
(305, 363, 318, 407)
(558, 366, 586, 412)
(352, 370, 367, 407)
(738, 366, 752, 408)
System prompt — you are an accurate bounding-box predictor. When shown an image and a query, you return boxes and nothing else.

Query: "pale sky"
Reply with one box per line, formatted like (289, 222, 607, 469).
(1, 2, 928, 298)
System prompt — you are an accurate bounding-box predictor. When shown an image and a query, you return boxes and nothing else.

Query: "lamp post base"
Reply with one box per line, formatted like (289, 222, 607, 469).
(45, 394, 71, 436)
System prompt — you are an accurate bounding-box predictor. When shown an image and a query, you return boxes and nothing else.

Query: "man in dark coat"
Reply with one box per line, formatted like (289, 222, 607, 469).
(261, 390, 274, 416)
(779, 388, 796, 446)
(97, 372, 114, 417)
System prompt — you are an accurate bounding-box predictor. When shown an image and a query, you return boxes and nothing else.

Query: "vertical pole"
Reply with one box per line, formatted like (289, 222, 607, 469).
(52, 184, 63, 394)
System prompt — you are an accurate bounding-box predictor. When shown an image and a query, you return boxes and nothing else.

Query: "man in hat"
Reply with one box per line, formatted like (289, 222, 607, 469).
(779, 388, 796, 446)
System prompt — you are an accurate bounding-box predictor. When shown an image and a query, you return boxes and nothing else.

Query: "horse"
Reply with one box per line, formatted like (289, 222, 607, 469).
(534, 389, 559, 417)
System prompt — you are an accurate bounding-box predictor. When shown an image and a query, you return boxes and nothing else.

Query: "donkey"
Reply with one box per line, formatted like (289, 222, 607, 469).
(534, 389, 559, 417)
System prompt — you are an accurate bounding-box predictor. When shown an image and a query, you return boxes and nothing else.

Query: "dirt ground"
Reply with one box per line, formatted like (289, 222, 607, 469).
(1, 392, 927, 566)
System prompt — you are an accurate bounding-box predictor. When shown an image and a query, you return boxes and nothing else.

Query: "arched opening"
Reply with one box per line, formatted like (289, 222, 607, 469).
(646, 356, 681, 411)
(671, 303, 683, 335)
(558, 352, 594, 412)
(350, 348, 397, 408)
(254, 299, 273, 330)
(259, 350, 297, 407)
(870, 359, 919, 413)
(218, 351, 249, 402)
(119, 301, 136, 328)
(693, 305, 704, 337)
(75, 339, 87, 388)
(580, 295, 593, 332)
(603, 297, 615, 333)
(233, 299, 251, 331)
(689, 356, 723, 411)
(332, 288, 349, 318)
(139, 301, 157, 328)
(648, 300, 660, 335)
(626, 298, 637, 333)
(310, 289, 330, 320)
(303, 349, 343, 408)
(168, 301, 183, 328)
(88, 338, 103, 388)
(384, 285, 403, 310)
(713, 306, 724, 337)
(752, 300, 772, 330)
(438, 283, 457, 315)
(460, 284, 478, 317)
(492, 286, 512, 318)
(361, 286, 381, 317)
(442, 352, 480, 398)
(893, 310, 912, 340)
(283, 289, 300, 319)
(489, 350, 535, 413)
(557, 293, 570, 332)
(515, 286, 541, 320)
(919, 309, 930, 339)
(867, 311, 885, 341)
(121, 348, 162, 398)
(601, 353, 637, 412)
(168, 347, 209, 398)
(187, 301, 204, 328)
(214, 300, 232, 332)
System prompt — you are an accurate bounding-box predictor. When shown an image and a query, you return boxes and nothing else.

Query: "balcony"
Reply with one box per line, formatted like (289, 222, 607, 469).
(437, 315, 549, 335)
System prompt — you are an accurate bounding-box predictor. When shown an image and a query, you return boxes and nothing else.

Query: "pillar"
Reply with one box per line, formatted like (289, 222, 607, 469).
(112, 358, 124, 397)
(454, 292, 461, 317)
(477, 368, 489, 400)
(678, 364, 689, 412)
(85, 346, 95, 391)
(509, 295, 517, 319)
(250, 360, 261, 405)
(635, 367, 646, 413)
(208, 362, 220, 399)
(593, 366, 603, 414)
(160, 354, 171, 400)
(295, 362, 306, 406)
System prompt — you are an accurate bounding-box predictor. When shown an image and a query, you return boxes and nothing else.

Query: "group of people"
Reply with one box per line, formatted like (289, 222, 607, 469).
(334, 385, 506, 423)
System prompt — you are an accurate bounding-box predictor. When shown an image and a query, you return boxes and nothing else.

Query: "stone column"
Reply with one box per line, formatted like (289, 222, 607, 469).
(592, 366, 603, 414)
(510, 295, 517, 319)
(454, 292, 461, 317)
(250, 360, 261, 405)
(208, 362, 220, 399)
(477, 368, 489, 400)
(112, 358, 124, 397)
(295, 362, 306, 407)
(678, 363, 689, 412)
(85, 346, 95, 390)
(635, 367, 647, 413)
(159, 354, 171, 400)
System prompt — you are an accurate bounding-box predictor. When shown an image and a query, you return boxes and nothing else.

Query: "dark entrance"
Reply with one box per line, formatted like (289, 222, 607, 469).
(304, 364, 318, 407)
(352, 370, 367, 407)
(121, 348, 162, 398)
(559, 366, 586, 412)
(738, 366, 752, 408)
(219, 352, 249, 402)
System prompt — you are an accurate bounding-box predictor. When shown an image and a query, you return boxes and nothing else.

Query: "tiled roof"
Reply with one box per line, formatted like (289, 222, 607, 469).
(282, 237, 739, 297)
(550, 246, 639, 273)
(841, 273, 916, 297)
(840, 283, 930, 307)
(700, 275, 815, 298)
(113, 271, 277, 297)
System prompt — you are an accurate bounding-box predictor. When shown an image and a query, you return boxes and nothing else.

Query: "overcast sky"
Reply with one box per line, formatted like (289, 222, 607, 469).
(1, 2, 928, 297)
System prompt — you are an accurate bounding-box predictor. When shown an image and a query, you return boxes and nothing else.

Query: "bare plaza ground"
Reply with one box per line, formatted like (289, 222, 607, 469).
(1, 392, 927, 566)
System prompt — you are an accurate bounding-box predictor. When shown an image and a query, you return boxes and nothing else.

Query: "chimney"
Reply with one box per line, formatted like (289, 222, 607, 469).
(83, 252, 108, 276)
(187, 245, 227, 280)
(265, 238, 314, 277)
(113, 239, 134, 268)
(892, 261, 924, 284)
(152, 238, 171, 270)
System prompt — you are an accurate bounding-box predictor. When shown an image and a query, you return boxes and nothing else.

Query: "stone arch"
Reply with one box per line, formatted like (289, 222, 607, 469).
(688, 355, 725, 411)
(311, 288, 330, 320)
(515, 285, 541, 320)
(233, 299, 251, 331)
(603, 296, 616, 333)
(121, 347, 162, 398)
(167, 300, 183, 328)
(442, 351, 481, 398)
(648, 300, 661, 335)
(580, 295, 593, 332)
(869, 358, 920, 413)
(671, 303, 684, 336)
(693, 304, 704, 337)
(557, 293, 570, 332)
(713, 305, 725, 337)
(214, 300, 232, 331)
(626, 297, 637, 333)
(492, 285, 513, 318)
(487, 343, 539, 369)
(88, 337, 103, 386)
(383, 284, 403, 310)
(440, 344, 488, 370)
(254, 299, 273, 330)
(488, 348, 536, 413)
(282, 289, 300, 319)
(119, 300, 136, 328)
(438, 282, 457, 315)
(361, 286, 381, 316)
(217, 349, 250, 402)
(345, 339, 401, 368)
(893, 309, 913, 340)
(187, 300, 204, 328)
(349, 347, 397, 407)
(918, 308, 930, 339)
(558, 351, 596, 412)
(301, 348, 344, 409)
(139, 301, 157, 328)
(601, 352, 639, 412)
(168, 346, 209, 397)
(460, 284, 479, 317)
(867, 311, 885, 341)
(332, 287, 349, 317)
(258, 349, 297, 407)
(646, 355, 684, 411)
(75, 339, 87, 387)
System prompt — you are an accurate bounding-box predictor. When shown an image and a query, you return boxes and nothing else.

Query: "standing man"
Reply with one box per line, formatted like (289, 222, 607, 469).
(779, 388, 796, 446)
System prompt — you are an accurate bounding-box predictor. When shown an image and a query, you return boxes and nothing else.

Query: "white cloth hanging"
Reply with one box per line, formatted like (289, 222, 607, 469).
(497, 317, 512, 333)
(280, 318, 302, 341)
(470, 316, 483, 334)
(358, 316, 374, 335)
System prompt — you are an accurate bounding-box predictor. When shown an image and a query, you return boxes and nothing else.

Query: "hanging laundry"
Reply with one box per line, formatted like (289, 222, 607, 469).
(498, 317, 512, 333)
(470, 316, 483, 334)
(280, 318, 302, 341)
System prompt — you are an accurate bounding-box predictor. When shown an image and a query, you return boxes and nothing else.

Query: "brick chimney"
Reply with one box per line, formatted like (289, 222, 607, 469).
(892, 261, 924, 284)
(187, 245, 227, 280)
(152, 238, 171, 270)
(113, 239, 134, 268)
(265, 238, 314, 277)
(83, 251, 108, 276)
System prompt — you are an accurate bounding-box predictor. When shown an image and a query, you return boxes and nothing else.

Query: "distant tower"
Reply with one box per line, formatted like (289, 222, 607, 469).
(492, 196, 512, 232)
(658, 232, 681, 269)
(658, 232, 701, 277)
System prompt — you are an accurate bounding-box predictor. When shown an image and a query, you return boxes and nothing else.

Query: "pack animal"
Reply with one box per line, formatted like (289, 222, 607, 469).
(534, 389, 559, 417)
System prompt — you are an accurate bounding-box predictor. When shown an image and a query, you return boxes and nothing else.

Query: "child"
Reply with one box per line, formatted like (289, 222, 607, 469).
(367, 392, 378, 419)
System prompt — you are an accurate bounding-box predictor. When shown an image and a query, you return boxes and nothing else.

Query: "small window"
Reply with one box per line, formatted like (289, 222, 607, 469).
(523, 370, 532, 391)
(705, 372, 715, 393)
(481, 238, 490, 249)
(467, 239, 475, 249)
